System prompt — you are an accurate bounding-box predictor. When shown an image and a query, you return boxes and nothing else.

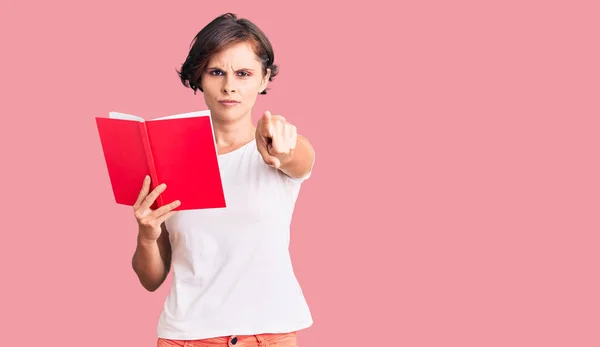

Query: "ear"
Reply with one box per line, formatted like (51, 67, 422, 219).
(260, 68, 271, 93)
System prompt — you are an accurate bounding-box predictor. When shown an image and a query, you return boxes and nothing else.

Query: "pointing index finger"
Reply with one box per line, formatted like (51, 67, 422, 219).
(262, 110, 274, 135)
(263, 110, 272, 122)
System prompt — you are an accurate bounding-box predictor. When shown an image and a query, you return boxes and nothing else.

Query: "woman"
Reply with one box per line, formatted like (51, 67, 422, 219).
(131, 13, 315, 347)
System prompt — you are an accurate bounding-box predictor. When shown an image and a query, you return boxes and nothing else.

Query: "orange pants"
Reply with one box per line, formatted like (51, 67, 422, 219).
(157, 332, 298, 347)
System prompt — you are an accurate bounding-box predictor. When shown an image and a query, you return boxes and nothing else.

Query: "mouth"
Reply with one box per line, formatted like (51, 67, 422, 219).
(218, 100, 240, 106)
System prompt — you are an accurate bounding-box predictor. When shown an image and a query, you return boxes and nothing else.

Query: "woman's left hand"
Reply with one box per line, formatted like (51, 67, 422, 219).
(256, 110, 297, 169)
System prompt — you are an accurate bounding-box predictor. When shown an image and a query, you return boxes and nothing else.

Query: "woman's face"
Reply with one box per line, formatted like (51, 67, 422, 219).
(201, 41, 270, 123)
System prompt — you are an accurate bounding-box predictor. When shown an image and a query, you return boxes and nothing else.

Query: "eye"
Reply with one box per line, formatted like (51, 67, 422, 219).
(210, 70, 224, 76)
(237, 71, 251, 77)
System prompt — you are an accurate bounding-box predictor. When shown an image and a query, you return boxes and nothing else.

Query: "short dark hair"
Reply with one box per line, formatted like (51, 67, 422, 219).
(177, 13, 279, 95)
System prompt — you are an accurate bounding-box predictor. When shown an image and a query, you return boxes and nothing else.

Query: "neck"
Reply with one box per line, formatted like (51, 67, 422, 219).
(212, 113, 255, 154)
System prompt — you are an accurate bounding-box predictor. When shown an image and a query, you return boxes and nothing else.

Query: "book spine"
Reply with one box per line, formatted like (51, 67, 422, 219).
(139, 121, 163, 209)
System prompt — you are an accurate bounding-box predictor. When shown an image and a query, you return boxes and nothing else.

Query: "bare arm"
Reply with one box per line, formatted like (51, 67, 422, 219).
(130, 177, 179, 291)
(132, 222, 172, 292)
(279, 134, 315, 179)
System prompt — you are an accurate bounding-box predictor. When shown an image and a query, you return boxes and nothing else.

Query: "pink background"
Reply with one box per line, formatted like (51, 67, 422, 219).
(2, 1, 599, 346)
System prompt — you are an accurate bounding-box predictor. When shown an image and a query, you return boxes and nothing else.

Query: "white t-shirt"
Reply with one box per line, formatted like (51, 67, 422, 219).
(156, 139, 314, 340)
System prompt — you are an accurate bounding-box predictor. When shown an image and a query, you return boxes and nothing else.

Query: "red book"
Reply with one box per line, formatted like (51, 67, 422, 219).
(95, 110, 226, 211)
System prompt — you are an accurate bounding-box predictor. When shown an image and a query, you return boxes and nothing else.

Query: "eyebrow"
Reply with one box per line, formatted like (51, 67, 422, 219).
(206, 67, 255, 72)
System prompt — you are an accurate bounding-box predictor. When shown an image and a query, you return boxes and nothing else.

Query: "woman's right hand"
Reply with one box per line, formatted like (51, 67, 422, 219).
(133, 175, 181, 242)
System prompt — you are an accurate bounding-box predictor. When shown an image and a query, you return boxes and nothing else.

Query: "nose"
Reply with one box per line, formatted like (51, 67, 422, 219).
(222, 74, 236, 94)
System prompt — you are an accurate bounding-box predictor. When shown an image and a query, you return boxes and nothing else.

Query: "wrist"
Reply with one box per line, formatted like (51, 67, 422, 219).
(137, 234, 158, 247)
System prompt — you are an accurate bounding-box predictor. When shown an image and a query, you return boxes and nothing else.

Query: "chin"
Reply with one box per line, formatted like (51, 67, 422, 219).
(211, 106, 249, 123)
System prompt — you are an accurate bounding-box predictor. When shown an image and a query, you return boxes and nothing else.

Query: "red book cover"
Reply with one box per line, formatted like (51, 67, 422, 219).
(95, 110, 226, 211)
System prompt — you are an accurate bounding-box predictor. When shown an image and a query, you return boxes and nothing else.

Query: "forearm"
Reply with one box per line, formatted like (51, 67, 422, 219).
(132, 236, 169, 292)
(280, 135, 315, 178)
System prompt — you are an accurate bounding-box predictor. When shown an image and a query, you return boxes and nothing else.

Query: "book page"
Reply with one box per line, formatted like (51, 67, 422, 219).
(151, 109, 211, 121)
(109, 112, 145, 122)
